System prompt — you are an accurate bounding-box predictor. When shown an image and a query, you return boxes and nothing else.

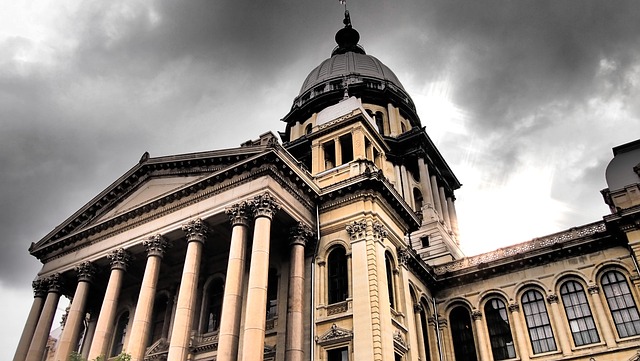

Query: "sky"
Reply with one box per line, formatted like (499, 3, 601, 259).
(2, 0, 640, 358)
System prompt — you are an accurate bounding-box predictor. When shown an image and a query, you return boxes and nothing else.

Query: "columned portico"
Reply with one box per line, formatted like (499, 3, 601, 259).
(88, 248, 131, 359)
(240, 193, 280, 361)
(26, 273, 62, 361)
(13, 279, 47, 361)
(55, 261, 96, 361)
(167, 218, 209, 360)
(127, 235, 172, 361)
(217, 201, 252, 361)
(285, 223, 313, 361)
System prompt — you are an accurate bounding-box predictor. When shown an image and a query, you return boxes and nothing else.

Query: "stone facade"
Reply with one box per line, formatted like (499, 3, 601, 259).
(13, 11, 640, 361)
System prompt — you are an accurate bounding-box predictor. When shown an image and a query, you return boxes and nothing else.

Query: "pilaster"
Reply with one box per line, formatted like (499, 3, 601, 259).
(547, 293, 571, 356)
(508, 303, 529, 361)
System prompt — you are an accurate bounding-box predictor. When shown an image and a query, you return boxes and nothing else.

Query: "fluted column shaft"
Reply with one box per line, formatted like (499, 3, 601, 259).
(430, 175, 443, 219)
(439, 187, 451, 231)
(472, 311, 491, 361)
(168, 219, 209, 361)
(217, 203, 251, 361)
(588, 285, 617, 348)
(26, 274, 62, 361)
(417, 157, 436, 221)
(88, 249, 131, 359)
(508, 303, 529, 361)
(400, 164, 412, 206)
(547, 294, 572, 356)
(240, 193, 280, 361)
(56, 262, 96, 361)
(448, 197, 460, 240)
(128, 235, 171, 361)
(285, 224, 312, 361)
(13, 279, 47, 361)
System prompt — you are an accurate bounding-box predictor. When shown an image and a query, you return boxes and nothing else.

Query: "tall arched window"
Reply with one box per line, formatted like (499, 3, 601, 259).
(111, 311, 129, 357)
(521, 290, 556, 354)
(206, 278, 224, 333)
(266, 268, 279, 319)
(450, 306, 478, 361)
(419, 300, 431, 359)
(328, 246, 348, 304)
(484, 298, 516, 360)
(413, 188, 423, 211)
(385, 252, 396, 309)
(559, 280, 599, 345)
(601, 270, 640, 338)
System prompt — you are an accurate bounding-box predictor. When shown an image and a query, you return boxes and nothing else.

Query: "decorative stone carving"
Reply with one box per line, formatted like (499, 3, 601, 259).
(315, 323, 353, 346)
(143, 234, 172, 258)
(393, 331, 409, 352)
(75, 261, 96, 283)
(346, 219, 367, 241)
(107, 248, 131, 271)
(398, 247, 411, 266)
(289, 222, 314, 247)
(508, 303, 520, 313)
(182, 218, 209, 243)
(471, 310, 482, 321)
(546, 293, 559, 304)
(250, 193, 281, 219)
(437, 318, 448, 328)
(46, 273, 63, 293)
(372, 221, 388, 241)
(225, 201, 252, 227)
(32, 278, 47, 298)
(414, 303, 423, 313)
(587, 285, 600, 295)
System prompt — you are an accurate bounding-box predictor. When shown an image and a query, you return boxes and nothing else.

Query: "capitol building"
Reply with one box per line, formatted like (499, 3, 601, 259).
(13, 11, 640, 361)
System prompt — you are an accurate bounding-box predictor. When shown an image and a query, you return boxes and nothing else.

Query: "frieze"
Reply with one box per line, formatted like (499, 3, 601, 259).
(182, 218, 209, 243)
(433, 221, 607, 275)
(346, 219, 367, 241)
(107, 248, 131, 271)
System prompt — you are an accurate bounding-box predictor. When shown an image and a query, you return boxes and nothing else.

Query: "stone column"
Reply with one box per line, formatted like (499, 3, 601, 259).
(587, 285, 617, 348)
(285, 223, 313, 361)
(127, 234, 172, 361)
(417, 156, 436, 221)
(471, 310, 491, 361)
(13, 278, 48, 361)
(439, 187, 452, 231)
(430, 175, 443, 220)
(217, 201, 252, 361)
(240, 193, 280, 361)
(88, 248, 131, 360)
(167, 219, 209, 360)
(508, 303, 529, 361)
(400, 164, 413, 207)
(413, 304, 427, 361)
(394, 165, 403, 195)
(55, 261, 96, 361)
(547, 294, 572, 356)
(80, 313, 97, 359)
(26, 273, 63, 361)
(448, 197, 460, 241)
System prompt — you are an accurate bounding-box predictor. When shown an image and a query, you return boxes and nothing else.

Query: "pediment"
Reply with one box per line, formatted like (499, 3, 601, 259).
(315, 323, 353, 346)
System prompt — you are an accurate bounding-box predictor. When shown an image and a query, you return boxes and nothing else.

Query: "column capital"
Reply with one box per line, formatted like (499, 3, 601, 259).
(546, 293, 559, 304)
(437, 318, 448, 329)
(182, 218, 210, 243)
(414, 303, 424, 313)
(45, 273, 63, 294)
(32, 278, 48, 298)
(226, 201, 253, 227)
(250, 192, 281, 220)
(471, 310, 483, 321)
(75, 261, 96, 283)
(107, 248, 132, 271)
(587, 285, 600, 295)
(398, 248, 411, 267)
(143, 234, 172, 258)
(372, 221, 388, 241)
(289, 222, 314, 247)
(346, 219, 367, 241)
(508, 303, 520, 313)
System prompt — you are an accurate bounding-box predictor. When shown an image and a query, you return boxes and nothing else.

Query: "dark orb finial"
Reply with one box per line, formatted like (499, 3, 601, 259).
(332, 9, 365, 56)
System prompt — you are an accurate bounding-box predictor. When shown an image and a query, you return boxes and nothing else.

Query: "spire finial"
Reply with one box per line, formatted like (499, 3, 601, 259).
(333, 5, 365, 56)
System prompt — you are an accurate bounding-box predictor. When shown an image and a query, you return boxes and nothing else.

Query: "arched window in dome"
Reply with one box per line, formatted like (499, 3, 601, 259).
(484, 298, 516, 360)
(601, 270, 640, 338)
(450, 306, 478, 361)
(305, 123, 313, 135)
(413, 188, 423, 211)
(560, 280, 599, 346)
(375, 111, 385, 135)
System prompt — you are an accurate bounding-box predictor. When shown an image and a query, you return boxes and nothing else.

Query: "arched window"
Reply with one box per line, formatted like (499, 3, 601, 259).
(450, 306, 478, 361)
(111, 311, 129, 357)
(385, 252, 396, 309)
(601, 270, 640, 338)
(413, 188, 423, 211)
(375, 111, 385, 134)
(559, 280, 599, 345)
(206, 278, 224, 333)
(521, 290, 556, 354)
(328, 246, 348, 304)
(419, 300, 431, 359)
(484, 298, 516, 360)
(305, 123, 312, 135)
(266, 268, 279, 319)
(148, 294, 169, 346)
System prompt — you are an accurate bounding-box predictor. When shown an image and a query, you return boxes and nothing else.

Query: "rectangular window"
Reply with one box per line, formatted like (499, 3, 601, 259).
(327, 347, 348, 361)
(339, 134, 353, 164)
(323, 141, 336, 170)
